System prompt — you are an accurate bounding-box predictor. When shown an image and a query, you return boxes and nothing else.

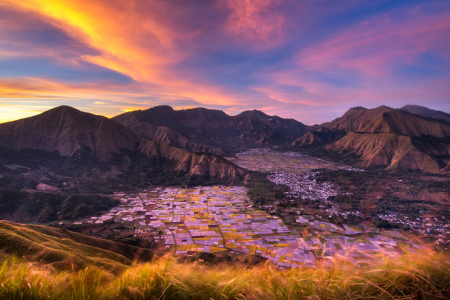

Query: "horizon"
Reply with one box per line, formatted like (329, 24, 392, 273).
(1, 0, 449, 124)
(1, 103, 449, 126)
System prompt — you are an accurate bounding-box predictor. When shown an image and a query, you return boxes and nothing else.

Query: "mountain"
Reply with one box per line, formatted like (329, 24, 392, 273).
(0, 106, 246, 185)
(325, 132, 449, 173)
(321, 105, 394, 132)
(0, 220, 152, 272)
(112, 112, 223, 155)
(356, 110, 450, 137)
(113, 106, 309, 153)
(400, 105, 450, 124)
(0, 106, 138, 162)
(294, 106, 450, 174)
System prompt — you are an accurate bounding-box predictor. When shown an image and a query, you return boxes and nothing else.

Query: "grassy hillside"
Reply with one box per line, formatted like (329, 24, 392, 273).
(0, 250, 449, 299)
(0, 221, 152, 273)
(1, 222, 449, 299)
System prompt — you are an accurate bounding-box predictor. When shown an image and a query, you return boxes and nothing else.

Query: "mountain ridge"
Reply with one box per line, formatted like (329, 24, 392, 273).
(294, 106, 450, 174)
(0, 106, 246, 183)
(113, 105, 309, 153)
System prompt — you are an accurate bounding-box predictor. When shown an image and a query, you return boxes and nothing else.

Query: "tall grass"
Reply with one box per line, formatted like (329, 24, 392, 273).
(0, 251, 449, 299)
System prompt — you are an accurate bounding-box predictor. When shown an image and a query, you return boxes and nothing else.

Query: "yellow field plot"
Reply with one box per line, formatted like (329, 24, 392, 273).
(176, 244, 205, 251)
(192, 237, 209, 241)
(209, 246, 227, 253)
(223, 233, 243, 239)
(226, 242, 237, 248)
(274, 243, 293, 247)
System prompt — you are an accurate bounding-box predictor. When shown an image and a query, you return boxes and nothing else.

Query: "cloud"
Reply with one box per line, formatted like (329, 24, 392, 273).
(0, 0, 449, 124)
(2, 0, 242, 106)
(221, 0, 286, 47)
(250, 2, 450, 117)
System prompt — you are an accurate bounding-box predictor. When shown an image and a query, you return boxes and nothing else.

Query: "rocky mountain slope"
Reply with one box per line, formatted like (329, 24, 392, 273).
(113, 106, 309, 153)
(0, 106, 246, 182)
(356, 110, 450, 137)
(294, 106, 450, 174)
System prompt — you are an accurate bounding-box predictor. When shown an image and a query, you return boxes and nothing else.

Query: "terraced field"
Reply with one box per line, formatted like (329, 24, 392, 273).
(80, 186, 425, 269)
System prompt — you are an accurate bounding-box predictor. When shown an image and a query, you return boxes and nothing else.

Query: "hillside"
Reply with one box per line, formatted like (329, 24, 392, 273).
(0, 220, 152, 272)
(356, 110, 450, 137)
(325, 132, 450, 173)
(295, 106, 450, 174)
(321, 105, 394, 132)
(113, 106, 309, 153)
(0, 106, 246, 185)
(0, 248, 448, 299)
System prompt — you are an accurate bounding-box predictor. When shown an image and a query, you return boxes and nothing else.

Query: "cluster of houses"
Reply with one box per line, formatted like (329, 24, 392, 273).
(377, 213, 450, 249)
(268, 170, 342, 202)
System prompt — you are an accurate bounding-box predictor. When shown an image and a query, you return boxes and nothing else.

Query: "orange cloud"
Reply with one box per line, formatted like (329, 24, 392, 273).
(2, 0, 244, 108)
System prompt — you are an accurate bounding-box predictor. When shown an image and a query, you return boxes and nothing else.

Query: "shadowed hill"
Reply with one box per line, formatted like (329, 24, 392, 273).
(113, 106, 309, 153)
(112, 112, 223, 155)
(401, 104, 450, 124)
(0, 220, 153, 272)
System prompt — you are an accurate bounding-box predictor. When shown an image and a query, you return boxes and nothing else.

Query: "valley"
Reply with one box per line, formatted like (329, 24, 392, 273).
(61, 185, 424, 269)
(51, 150, 447, 270)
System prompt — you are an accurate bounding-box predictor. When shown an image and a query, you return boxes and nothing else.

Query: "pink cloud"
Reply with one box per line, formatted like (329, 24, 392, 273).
(294, 7, 450, 77)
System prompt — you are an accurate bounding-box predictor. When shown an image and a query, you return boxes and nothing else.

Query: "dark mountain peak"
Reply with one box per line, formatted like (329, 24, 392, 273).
(40, 105, 105, 123)
(145, 105, 175, 114)
(402, 104, 423, 110)
(237, 109, 270, 120)
(47, 105, 79, 113)
(182, 107, 229, 120)
(400, 104, 450, 123)
(349, 106, 367, 111)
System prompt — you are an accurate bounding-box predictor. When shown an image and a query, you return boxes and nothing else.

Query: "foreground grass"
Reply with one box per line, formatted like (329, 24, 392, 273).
(1, 251, 449, 300)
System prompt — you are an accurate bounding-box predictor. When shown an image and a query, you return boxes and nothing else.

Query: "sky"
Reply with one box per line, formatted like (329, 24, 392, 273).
(0, 0, 449, 125)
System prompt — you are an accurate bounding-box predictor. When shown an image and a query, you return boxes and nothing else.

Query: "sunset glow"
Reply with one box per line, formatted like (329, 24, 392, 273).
(0, 0, 449, 124)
